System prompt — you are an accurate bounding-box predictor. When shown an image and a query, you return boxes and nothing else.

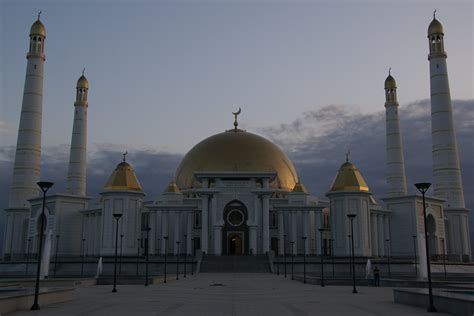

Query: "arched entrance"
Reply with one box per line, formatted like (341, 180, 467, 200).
(222, 200, 249, 255)
(427, 214, 438, 256)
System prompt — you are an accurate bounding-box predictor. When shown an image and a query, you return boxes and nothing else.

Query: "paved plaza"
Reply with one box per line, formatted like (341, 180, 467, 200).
(6, 273, 450, 316)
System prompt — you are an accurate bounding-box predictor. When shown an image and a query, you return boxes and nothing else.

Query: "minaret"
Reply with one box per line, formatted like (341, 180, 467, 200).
(66, 71, 88, 196)
(384, 70, 408, 197)
(8, 14, 46, 208)
(427, 12, 465, 209)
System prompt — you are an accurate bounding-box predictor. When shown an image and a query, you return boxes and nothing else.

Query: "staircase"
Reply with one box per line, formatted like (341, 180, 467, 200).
(199, 255, 270, 273)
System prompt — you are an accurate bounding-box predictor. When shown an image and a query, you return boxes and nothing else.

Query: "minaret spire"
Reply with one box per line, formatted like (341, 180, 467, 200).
(8, 16, 47, 208)
(66, 71, 89, 196)
(384, 70, 407, 196)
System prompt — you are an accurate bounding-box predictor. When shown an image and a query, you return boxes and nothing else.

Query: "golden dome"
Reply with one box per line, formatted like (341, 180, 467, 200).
(292, 182, 309, 194)
(175, 130, 298, 191)
(384, 74, 396, 89)
(428, 18, 443, 36)
(164, 179, 181, 194)
(30, 20, 46, 37)
(330, 161, 369, 192)
(104, 161, 142, 191)
(77, 75, 88, 89)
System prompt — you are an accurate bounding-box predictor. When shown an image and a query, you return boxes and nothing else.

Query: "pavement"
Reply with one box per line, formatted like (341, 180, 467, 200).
(6, 273, 450, 316)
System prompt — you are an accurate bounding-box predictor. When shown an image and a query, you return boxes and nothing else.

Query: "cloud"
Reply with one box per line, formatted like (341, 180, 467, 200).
(1, 99, 473, 254)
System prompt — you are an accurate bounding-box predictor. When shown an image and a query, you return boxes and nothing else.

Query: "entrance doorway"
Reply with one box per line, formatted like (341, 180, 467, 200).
(228, 233, 243, 255)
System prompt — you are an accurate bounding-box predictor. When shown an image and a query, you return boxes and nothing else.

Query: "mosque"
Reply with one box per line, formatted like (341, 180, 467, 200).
(2, 13, 471, 266)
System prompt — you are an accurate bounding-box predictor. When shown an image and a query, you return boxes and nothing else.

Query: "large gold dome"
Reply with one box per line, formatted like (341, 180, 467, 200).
(175, 130, 298, 191)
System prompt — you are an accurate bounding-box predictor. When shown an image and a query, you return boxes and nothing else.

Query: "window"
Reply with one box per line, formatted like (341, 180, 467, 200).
(194, 211, 201, 228)
(269, 211, 278, 228)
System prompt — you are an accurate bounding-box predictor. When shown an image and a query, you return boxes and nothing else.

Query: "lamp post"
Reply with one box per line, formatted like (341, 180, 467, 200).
(318, 228, 326, 287)
(112, 213, 122, 293)
(413, 235, 418, 276)
(53, 235, 60, 277)
(176, 241, 180, 280)
(290, 241, 295, 280)
(26, 237, 32, 276)
(31, 181, 54, 311)
(330, 238, 335, 277)
(302, 237, 307, 283)
(276, 237, 280, 275)
(81, 238, 86, 277)
(385, 239, 391, 278)
(283, 234, 287, 278)
(183, 234, 187, 278)
(163, 236, 168, 283)
(136, 238, 141, 276)
(414, 182, 437, 313)
(119, 234, 124, 275)
(156, 237, 161, 256)
(347, 213, 357, 294)
(143, 227, 151, 286)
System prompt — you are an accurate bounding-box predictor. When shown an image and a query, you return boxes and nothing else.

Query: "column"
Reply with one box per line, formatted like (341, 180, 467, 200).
(249, 226, 257, 255)
(186, 211, 193, 255)
(161, 211, 168, 255)
(201, 195, 209, 253)
(291, 211, 297, 255)
(377, 214, 384, 256)
(303, 210, 310, 254)
(213, 226, 222, 255)
(262, 195, 270, 253)
(174, 211, 180, 255)
(278, 211, 284, 256)
(315, 210, 322, 255)
(371, 213, 378, 257)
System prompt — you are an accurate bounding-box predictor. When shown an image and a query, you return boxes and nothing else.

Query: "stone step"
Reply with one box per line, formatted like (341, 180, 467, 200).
(200, 255, 270, 273)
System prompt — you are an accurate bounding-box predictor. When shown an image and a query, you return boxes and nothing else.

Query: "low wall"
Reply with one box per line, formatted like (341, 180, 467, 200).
(0, 287, 74, 314)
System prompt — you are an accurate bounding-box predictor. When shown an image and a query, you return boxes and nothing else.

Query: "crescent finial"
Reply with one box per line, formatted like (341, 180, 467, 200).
(433, 9, 437, 19)
(389, 67, 391, 75)
(122, 151, 128, 162)
(232, 107, 242, 131)
(37, 11, 42, 20)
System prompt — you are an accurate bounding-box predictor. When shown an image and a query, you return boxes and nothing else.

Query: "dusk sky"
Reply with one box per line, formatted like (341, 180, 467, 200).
(1, 1, 472, 153)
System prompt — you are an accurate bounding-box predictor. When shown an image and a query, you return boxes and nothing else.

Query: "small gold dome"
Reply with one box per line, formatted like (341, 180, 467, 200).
(384, 74, 396, 89)
(175, 130, 298, 191)
(292, 182, 309, 194)
(428, 18, 443, 36)
(164, 180, 181, 194)
(330, 161, 369, 192)
(104, 161, 142, 191)
(77, 75, 88, 89)
(30, 20, 46, 37)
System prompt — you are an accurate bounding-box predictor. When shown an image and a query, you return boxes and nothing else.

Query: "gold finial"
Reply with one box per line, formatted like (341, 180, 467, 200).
(82, 67, 85, 76)
(232, 107, 241, 131)
(122, 151, 128, 162)
(433, 9, 437, 19)
(345, 150, 351, 163)
(37, 11, 42, 20)
(388, 67, 391, 75)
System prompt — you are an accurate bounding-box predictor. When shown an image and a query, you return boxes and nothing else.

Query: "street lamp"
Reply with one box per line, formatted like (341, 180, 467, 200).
(414, 182, 437, 313)
(112, 213, 122, 293)
(163, 236, 168, 283)
(31, 181, 54, 311)
(143, 227, 151, 286)
(347, 213, 357, 294)
(290, 241, 295, 280)
(386, 239, 391, 278)
(283, 234, 287, 278)
(441, 238, 447, 277)
(54, 235, 60, 277)
(318, 228, 326, 287)
(276, 237, 280, 276)
(136, 238, 141, 276)
(413, 235, 418, 276)
(81, 238, 86, 276)
(176, 241, 181, 280)
(183, 234, 187, 278)
(119, 234, 124, 275)
(302, 236, 307, 283)
(26, 237, 32, 276)
(330, 238, 335, 277)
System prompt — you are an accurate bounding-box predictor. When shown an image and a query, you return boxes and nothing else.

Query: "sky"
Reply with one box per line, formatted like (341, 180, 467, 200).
(0, 1, 473, 252)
